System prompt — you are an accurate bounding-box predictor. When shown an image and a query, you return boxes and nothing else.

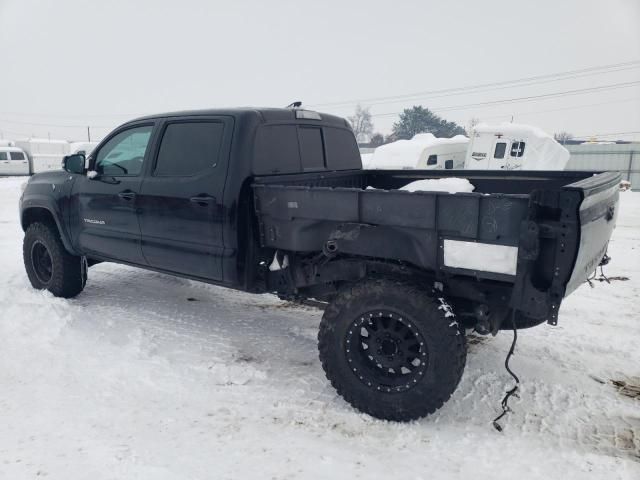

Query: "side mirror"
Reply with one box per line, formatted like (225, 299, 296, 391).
(62, 153, 86, 174)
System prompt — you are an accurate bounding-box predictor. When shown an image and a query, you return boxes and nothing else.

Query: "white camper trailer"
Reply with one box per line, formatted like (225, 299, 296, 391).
(14, 138, 70, 174)
(367, 133, 469, 170)
(464, 123, 569, 170)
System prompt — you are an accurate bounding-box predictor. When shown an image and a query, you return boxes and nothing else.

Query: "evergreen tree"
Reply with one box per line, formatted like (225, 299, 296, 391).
(392, 106, 466, 139)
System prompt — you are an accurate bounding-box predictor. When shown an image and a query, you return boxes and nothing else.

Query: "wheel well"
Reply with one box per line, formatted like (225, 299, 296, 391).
(22, 207, 57, 232)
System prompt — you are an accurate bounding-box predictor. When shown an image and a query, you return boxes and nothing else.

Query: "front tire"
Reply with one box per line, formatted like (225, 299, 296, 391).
(23, 222, 87, 298)
(318, 278, 466, 421)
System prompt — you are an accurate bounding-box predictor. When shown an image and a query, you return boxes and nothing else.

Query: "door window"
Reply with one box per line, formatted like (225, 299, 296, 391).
(494, 142, 507, 159)
(427, 154, 438, 166)
(0, 152, 7, 160)
(95, 125, 153, 176)
(10, 151, 26, 160)
(154, 122, 225, 176)
(445, 159, 454, 169)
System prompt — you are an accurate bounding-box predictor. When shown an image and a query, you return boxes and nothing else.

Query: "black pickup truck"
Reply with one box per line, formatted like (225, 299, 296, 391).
(19, 107, 619, 421)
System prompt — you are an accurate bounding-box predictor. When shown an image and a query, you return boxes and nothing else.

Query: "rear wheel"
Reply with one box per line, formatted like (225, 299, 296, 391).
(318, 278, 466, 421)
(23, 222, 87, 298)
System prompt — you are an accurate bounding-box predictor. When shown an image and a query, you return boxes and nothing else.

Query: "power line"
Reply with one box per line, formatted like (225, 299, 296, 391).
(310, 60, 640, 109)
(369, 81, 640, 118)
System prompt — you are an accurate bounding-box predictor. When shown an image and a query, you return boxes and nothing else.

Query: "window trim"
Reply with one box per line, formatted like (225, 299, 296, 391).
(151, 119, 226, 178)
(93, 123, 155, 177)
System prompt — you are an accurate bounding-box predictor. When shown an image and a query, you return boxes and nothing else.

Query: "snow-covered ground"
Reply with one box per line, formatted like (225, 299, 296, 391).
(0, 176, 638, 479)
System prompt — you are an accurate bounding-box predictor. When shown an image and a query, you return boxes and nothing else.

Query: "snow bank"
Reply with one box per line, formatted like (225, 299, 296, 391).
(400, 177, 475, 193)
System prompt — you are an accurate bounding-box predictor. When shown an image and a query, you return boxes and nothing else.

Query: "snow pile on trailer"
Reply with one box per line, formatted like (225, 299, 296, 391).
(368, 133, 469, 169)
(400, 177, 475, 193)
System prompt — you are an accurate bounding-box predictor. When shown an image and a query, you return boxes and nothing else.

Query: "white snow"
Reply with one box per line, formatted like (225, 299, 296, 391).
(400, 177, 475, 193)
(444, 239, 518, 275)
(1, 176, 639, 479)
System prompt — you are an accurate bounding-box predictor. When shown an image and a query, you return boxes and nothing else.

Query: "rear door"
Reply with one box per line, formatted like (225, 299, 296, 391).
(137, 116, 233, 280)
(9, 151, 30, 174)
(70, 123, 155, 264)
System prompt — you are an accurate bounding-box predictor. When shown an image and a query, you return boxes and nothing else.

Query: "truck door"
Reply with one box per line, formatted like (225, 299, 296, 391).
(137, 116, 233, 281)
(9, 151, 30, 174)
(0, 151, 11, 174)
(490, 138, 509, 169)
(70, 123, 155, 264)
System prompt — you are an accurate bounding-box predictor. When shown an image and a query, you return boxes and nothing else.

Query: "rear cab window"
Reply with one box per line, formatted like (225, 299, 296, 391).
(10, 151, 26, 160)
(154, 122, 225, 176)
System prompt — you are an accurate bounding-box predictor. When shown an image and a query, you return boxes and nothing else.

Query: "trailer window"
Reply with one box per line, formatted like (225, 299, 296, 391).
(10, 152, 25, 160)
(494, 142, 506, 159)
(445, 159, 454, 169)
(299, 127, 325, 170)
(427, 154, 437, 166)
(511, 141, 525, 157)
(154, 122, 225, 176)
(0, 152, 7, 160)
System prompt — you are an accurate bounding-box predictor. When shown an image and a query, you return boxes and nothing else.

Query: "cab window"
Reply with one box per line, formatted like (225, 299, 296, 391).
(0, 152, 7, 160)
(494, 142, 507, 159)
(95, 126, 153, 176)
(10, 151, 25, 160)
(154, 122, 225, 176)
(427, 154, 437, 166)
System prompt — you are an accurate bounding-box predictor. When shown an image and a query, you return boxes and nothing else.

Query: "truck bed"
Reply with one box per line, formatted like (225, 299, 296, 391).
(252, 169, 620, 326)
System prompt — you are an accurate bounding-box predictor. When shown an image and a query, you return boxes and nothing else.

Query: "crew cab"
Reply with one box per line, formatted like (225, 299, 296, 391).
(19, 107, 620, 421)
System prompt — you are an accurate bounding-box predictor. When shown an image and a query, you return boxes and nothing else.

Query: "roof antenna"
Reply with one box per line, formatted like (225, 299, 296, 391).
(286, 101, 302, 109)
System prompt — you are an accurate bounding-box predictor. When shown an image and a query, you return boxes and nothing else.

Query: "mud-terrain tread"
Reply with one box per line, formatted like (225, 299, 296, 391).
(318, 278, 466, 421)
(23, 222, 86, 298)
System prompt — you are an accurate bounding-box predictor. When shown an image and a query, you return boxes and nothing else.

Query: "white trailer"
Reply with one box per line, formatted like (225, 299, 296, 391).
(464, 123, 569, 170)
(366, 133, 469, 170)
(14, 138, 70, 174)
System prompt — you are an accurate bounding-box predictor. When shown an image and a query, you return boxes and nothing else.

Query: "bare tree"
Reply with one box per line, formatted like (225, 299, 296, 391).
(348, 104, 374, 143)
(554, 131, 574, 144)
(466, 117, 480, 135)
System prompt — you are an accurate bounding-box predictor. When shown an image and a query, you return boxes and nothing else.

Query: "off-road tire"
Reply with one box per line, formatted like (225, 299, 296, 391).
(23, 222, 87, 298)
(318, 278, 466, 421)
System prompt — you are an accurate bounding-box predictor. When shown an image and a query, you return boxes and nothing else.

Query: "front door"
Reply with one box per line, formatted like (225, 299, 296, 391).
(70, 124, 155, 264)
(138, 117, 233, 280)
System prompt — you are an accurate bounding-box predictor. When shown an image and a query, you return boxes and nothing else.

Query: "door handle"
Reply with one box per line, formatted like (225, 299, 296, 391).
(118, 191, 136, 201)
(190, 195, 215, 206)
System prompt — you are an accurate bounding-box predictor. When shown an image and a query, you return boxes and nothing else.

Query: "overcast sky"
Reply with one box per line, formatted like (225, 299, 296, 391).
(0, 0, 638, 142)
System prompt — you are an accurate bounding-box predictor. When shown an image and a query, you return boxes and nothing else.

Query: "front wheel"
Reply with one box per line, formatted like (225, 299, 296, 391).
(318, 278, 466, 421)
(23, 222, 87, 298)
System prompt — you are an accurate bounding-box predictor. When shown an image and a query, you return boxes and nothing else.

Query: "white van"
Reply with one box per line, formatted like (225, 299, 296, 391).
(464, 123, 569, 170)
(367, 133, 469, 170)
(0, 146, 30, 175)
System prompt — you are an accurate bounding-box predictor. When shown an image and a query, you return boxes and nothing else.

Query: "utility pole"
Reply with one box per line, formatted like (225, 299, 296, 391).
(87, 126, 91, 142)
